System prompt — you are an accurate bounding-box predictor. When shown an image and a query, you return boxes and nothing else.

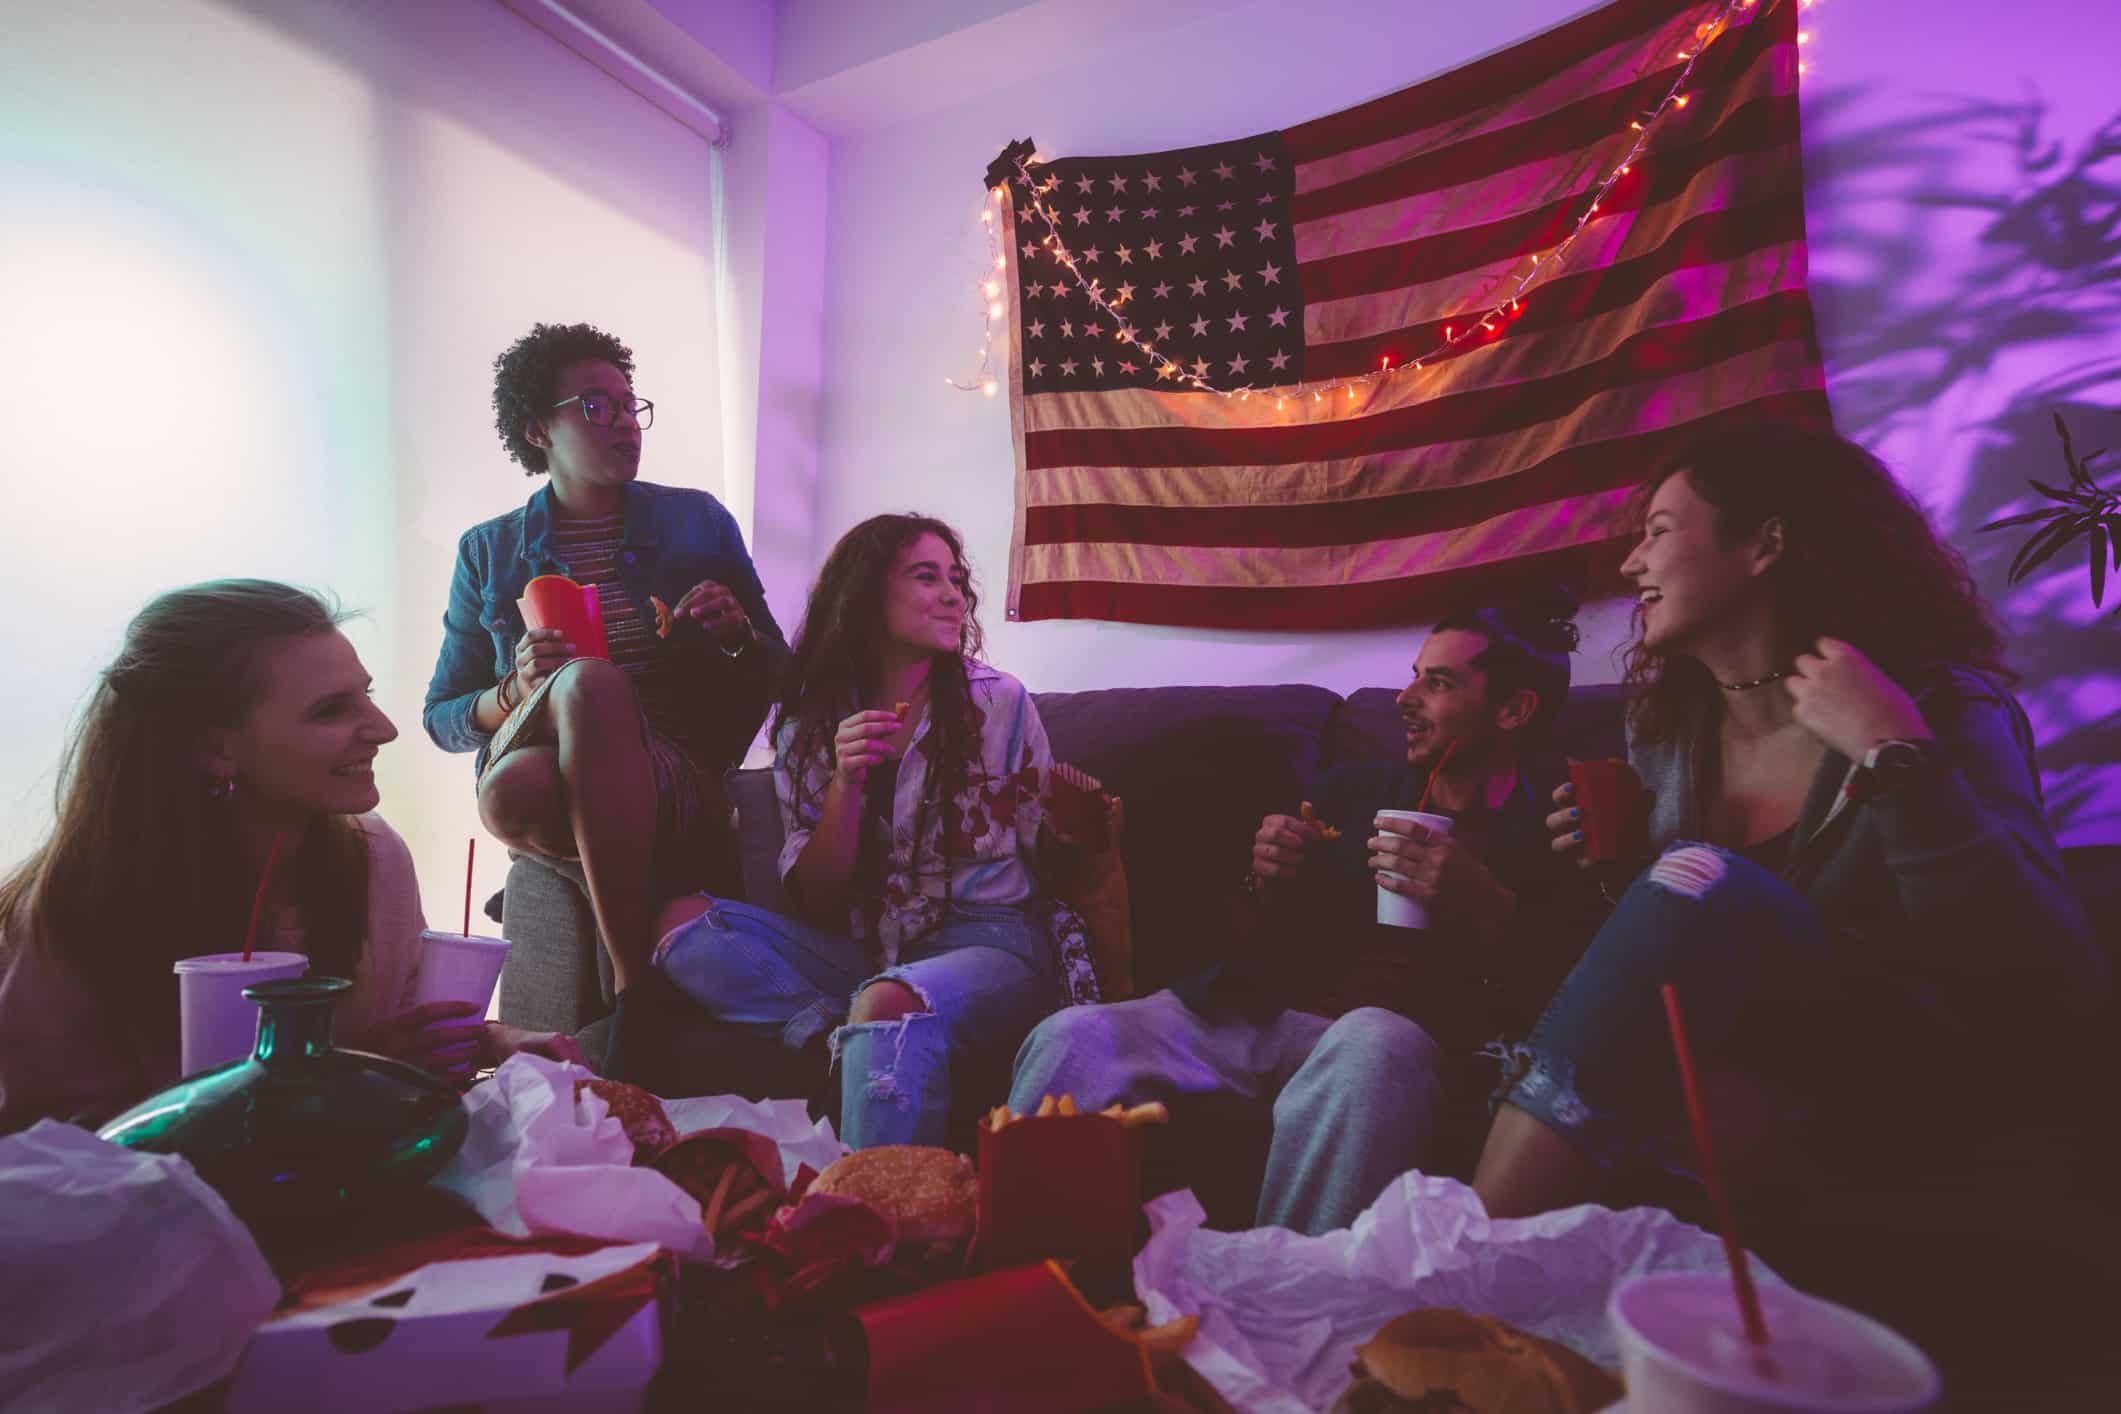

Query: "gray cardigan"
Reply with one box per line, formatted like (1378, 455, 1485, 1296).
(1630, 665, 2103, 1031)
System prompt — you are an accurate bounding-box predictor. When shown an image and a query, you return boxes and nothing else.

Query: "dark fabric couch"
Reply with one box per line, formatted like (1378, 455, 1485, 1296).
(492, 681, 1632, 1071)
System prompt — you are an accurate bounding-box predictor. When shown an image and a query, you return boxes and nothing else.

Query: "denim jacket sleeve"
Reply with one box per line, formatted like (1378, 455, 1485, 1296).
(1867, 669, 2102, 1010)
(423, 529, 499, 757)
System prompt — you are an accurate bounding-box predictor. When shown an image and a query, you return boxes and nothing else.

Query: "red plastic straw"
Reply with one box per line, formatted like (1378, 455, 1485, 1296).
(1662, 982, 1772, 1350)
(1415, 737, 1459, 813)
(462, 837, 476, 937)
(240, 831, 287, 962)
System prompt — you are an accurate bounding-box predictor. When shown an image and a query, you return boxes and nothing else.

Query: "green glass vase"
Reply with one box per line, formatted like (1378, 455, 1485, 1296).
(98, 977, 469, 1245)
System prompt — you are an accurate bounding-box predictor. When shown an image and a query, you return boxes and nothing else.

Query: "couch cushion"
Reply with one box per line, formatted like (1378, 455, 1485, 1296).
(1327, 682, 1631, 775)
(727, 767, 789, 913)
(1035, 684, 1343, 994)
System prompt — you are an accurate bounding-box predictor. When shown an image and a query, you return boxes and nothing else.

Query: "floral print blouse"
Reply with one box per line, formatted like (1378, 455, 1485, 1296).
(774, 663, 1100, 1004)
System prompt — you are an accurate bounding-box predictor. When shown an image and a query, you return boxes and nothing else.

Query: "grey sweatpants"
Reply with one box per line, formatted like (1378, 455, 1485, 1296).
(1008, 988, 1444, 1235)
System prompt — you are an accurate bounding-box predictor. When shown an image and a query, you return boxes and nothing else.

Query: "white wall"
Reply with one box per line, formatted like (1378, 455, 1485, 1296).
(0, 0, 732, 921)
(812, 0, 2121, 842)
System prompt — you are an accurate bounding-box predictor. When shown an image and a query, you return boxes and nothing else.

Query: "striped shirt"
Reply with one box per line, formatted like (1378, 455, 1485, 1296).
(551, 512, 694, 755)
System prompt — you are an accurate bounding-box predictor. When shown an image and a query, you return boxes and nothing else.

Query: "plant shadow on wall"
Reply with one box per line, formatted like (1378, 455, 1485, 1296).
(1807, 90, 2121, 843)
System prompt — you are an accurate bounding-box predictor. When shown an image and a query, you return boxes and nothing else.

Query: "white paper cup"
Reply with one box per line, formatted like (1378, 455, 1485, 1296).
(173, 952, 311, 1076)
(411, 930, 511, 1013)
(1373, 809, 1454, 928)
(1610, 1272, 1940, 1413)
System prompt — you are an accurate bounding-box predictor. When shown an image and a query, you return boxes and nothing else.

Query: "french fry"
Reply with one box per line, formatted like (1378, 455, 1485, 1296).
(893, 700, 912, 718)
(1057, 1094, 1077, 1116)
(717, 1184, 777, 1236)
(1102, 1102, 1126, 1119)
(1097, 1304, 1146, 1338)
(1136, 1314, 1200, 1360)
(1299, 800, 1343, 842)
(1119, 1101, 1170, 1128)
(700, 1161, 740, 1235)
(650, 594, 674, 639)
(1035, 1094, 1058, 1118)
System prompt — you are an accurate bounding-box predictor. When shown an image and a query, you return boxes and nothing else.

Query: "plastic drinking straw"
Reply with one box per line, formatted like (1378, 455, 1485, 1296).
(1661, 981, 1774, 1355)
(1415, 737, 1459, 813)
(239, 831, 287, 963)
(462, 837, 476, 937)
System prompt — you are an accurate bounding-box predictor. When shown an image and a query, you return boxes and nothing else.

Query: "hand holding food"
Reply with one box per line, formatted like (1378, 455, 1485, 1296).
(1251, 811, 1321, 883)
(832, 710, 901, 788)
(673, 579, 752, 647)
(1299, 800, 1343, 841)
(513, 626, 576, 694)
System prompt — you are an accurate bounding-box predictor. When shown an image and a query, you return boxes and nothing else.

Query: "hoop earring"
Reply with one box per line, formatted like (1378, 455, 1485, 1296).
(208, 775, 236, 803)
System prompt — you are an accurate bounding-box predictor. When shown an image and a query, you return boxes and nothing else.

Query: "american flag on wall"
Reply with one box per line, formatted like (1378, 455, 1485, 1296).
(999, 0, 1826, 628)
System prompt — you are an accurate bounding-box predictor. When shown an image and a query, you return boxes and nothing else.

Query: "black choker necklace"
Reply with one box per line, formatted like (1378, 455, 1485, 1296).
(1720, 667, 1794, 692)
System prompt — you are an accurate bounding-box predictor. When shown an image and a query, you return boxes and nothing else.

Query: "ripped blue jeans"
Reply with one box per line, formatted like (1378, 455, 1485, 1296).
(653, 897, 1057, 1149)
(1495, 841, 1855, 1179)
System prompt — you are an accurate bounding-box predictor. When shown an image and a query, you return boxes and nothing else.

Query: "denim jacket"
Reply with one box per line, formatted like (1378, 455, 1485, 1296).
(422, 480, 788, 774)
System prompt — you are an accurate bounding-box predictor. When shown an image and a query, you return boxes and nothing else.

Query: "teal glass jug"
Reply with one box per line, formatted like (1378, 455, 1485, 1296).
(98, 977, 468, 1246)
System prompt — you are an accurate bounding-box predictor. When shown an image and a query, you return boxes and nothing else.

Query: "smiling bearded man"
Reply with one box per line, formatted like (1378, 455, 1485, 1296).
(1008, 591, 1606, 1235)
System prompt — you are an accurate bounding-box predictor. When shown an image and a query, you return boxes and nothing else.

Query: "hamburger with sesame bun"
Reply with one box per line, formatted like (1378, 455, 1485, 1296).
(1329, 1310, 1623, 1414)
(806, 1145, 978, 1247)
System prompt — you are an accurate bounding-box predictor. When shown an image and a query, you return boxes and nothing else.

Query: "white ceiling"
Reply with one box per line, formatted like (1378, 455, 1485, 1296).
(525, 0, 1248, 138)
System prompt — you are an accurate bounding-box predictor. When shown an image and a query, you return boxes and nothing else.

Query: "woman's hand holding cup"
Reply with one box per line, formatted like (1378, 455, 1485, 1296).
(514, 627, 576, 695)
(1547, 781, 1591, 865)
(359, 1000, 488, 1085)
(832, 710, 901, 788)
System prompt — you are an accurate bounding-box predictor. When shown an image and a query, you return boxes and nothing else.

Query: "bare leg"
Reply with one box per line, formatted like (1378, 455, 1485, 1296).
(476, 660, 659, 992)
(847, 980, 924, 1025)
(1471, 1102, 1603, 1219)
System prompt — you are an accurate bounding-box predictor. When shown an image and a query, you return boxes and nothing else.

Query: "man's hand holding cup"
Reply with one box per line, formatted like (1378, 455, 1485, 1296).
(1371, 811, 1513, 931)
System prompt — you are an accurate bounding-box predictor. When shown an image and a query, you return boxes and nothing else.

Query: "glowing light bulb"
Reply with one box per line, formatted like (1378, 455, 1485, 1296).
(981, 211, 993, 223)
(983, 281, 1001, 297)
(1674, 94, 1690, 108)
(988, 302, 1004, 318)
(982, 379, 999, 397)
(1797, 30, 1811, 44)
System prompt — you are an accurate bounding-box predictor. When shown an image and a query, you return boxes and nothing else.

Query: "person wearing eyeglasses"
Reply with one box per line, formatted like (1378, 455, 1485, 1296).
(423, 322, 788, 1085)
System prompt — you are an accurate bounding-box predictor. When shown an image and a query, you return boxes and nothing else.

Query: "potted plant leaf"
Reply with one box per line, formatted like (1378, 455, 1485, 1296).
(1980, 412, 2121, 609)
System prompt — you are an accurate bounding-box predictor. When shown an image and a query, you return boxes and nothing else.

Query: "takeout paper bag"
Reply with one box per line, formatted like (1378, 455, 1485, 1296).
(858, 1260, 1154, 1414)
(0, 1121, 280, 1414)
(1133, 1171, 1780, 1414)
(977, 1111, 1144, 1269)
(432, 1053, 845, 1264)
(229, 1239, 667, 1414)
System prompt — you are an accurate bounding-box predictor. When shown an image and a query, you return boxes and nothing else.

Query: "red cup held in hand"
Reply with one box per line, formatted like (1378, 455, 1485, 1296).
(1569, 757, 1647, 863)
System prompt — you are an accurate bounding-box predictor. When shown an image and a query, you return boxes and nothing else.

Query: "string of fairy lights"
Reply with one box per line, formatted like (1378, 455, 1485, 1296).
(948, 0, 1818, 403)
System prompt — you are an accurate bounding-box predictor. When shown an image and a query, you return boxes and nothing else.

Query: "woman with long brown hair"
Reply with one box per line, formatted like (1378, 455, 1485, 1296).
(651, 515, 1094, 1147)
(0, 580, 576, 1132)
(1471, 421, 2102, 1218)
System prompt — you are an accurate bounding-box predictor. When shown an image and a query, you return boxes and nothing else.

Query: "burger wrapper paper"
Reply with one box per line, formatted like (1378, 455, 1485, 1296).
(1133, 1171, 1781, 1414)
(434, 1054, 846, 1263)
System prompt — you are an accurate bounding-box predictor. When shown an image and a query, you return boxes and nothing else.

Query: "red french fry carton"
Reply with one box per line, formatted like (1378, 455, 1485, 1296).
(856, 1260, 1154, 1414)
(976, 1111, 1145, 1270)
(519, 575, 610, 661)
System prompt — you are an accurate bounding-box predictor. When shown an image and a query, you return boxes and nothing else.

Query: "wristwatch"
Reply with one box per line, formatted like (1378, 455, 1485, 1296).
(1850, 737, 1935, 801)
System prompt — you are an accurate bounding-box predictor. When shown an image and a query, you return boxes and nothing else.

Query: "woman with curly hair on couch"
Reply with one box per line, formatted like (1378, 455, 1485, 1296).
(652, 514, 1099, 1148)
